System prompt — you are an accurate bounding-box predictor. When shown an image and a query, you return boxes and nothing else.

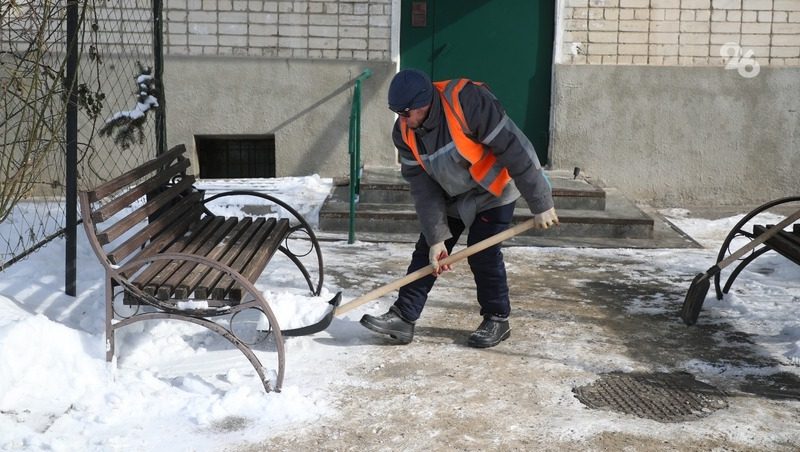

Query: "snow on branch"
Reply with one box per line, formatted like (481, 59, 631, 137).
(98, 61, 160, 150)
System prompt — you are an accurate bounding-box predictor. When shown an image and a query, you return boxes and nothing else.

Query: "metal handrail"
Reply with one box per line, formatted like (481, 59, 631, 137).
(348, 69, 372, 244)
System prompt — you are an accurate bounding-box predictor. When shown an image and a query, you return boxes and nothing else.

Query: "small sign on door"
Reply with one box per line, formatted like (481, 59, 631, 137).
(412, 1, 427, 27)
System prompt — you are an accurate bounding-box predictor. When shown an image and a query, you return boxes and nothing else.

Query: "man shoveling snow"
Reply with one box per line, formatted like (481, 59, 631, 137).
(360, 69, 558, 348)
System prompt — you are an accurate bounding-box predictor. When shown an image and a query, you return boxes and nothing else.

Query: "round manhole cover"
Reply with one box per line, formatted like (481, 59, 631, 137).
(573, 371, 728, 422)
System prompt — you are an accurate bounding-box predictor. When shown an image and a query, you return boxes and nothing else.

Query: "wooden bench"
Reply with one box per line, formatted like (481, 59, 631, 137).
(79, 144, 326, 392)
(714, 196, 800, 300)
(754, 224, 800, 263)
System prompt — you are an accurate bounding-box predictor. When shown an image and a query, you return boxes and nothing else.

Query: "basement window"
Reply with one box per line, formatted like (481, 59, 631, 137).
(195, 134, 276, 179)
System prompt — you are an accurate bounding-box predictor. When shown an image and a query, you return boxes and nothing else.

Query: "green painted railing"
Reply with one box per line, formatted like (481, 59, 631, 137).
(348, 69, 372, 244)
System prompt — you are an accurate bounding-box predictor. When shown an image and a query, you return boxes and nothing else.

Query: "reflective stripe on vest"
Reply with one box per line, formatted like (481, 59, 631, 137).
(400, 79, 511, 197)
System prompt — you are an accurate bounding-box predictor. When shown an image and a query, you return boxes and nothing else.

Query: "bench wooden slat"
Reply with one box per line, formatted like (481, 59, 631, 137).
(97, 176, 197, 245)
(88, 144, 188, 203)
(173, 218, 253, 299)
(92, 159, 192, 223)
(229, 218, 291, 301)
(211, 218, 279, 300)
(136, 216, 222, 298)
(153, 217, 239, 300)
(755, 225, 800, 266)
(119, 205, 205, 278)
(129, 215, 216, 295)
(108, 191, 203, 264)
(195, 218, 267, 300)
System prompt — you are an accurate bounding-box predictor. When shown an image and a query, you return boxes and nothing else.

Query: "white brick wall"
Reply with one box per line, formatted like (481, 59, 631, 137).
(562, 0, 800, 66)
(166, 0, 392, 60)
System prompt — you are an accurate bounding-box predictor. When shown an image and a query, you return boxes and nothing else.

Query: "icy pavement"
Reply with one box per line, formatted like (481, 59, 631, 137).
(239, 241, 799, 451)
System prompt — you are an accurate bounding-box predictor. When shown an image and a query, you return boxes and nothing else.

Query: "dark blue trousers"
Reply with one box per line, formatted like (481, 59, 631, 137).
(393, 202, 516, 321)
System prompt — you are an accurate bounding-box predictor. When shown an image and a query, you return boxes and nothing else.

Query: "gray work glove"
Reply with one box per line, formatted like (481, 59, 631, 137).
(533, 207, 559, 229)
(428, 241, 451, 276)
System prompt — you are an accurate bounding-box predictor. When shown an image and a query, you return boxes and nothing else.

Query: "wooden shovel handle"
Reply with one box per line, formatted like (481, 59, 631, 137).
(335, 218, 538, 316)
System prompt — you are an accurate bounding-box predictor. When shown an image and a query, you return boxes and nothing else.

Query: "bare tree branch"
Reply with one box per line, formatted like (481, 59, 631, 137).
(0, 0, 99, 223)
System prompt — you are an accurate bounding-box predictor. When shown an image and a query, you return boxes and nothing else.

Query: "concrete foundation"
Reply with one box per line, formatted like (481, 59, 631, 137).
(164, 56, 398, 178)
(550, 64, 800, 207)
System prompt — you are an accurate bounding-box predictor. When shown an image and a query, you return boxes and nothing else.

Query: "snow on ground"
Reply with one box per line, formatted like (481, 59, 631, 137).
(0, 176, 798, 451)
(195, 176, 332, 228)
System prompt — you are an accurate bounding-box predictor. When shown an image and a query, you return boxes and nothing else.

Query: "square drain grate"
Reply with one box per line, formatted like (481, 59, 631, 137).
(573, 371, 728, 422)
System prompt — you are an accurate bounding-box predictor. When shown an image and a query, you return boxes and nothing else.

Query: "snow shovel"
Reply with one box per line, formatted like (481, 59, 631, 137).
(680, 207, 800, 326)
(281, 217, 544, 336)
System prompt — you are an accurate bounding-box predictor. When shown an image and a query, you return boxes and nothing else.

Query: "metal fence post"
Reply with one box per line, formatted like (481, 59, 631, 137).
(65, 0, 79, 296)
(153, 0, 167, 156)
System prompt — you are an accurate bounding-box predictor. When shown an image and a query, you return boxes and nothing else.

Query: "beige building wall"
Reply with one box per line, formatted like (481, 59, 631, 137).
(552, 0, 800, 206)
(559, 0, 800, 67)
(160, 0, 398, 178)
(163, 0, 392, 60)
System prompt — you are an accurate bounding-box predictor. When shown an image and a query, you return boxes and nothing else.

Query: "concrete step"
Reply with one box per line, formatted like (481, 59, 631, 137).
(313, 168, 709, 247)
(321, 168, 647, 238)
(320, 191, 655, 240)
(341, 168, 606, 211)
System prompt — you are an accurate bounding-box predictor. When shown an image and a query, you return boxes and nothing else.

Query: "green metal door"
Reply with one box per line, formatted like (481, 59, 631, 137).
(400, 0, 554, 164)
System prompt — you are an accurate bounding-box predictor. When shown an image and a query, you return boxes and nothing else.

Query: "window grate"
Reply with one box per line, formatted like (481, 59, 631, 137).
(195, 135, 276, 179)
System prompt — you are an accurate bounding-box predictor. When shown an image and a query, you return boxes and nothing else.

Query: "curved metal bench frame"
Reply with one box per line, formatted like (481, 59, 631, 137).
(118, 253, 285, 392)
(714, 196, 800, 300)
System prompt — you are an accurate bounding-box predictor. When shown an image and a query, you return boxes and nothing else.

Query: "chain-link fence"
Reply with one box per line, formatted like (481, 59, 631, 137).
(1, 0, 163, 272)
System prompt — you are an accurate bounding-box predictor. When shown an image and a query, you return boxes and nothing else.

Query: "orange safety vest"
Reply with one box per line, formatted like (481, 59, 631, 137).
(400, 79, 512, 197)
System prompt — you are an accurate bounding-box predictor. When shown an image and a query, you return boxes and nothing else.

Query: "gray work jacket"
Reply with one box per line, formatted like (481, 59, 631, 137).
(392, 80, 554, 246)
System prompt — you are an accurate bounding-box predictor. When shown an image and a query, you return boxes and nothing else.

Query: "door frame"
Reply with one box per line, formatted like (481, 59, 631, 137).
(389, 0, 563, 167)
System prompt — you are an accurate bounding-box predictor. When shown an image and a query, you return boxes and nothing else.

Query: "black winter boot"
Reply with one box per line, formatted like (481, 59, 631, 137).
(360, 307, 415, 344)
(467, 315, 511, 348)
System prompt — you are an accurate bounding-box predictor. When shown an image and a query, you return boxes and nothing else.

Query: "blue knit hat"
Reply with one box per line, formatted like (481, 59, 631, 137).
(388, 69, 433, 112)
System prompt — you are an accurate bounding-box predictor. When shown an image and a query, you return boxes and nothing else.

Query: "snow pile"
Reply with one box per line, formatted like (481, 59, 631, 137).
(197, 175, 332, 227)
(0, 292, 335, 451)
(258, 289, 338, 330)
(0, 313, 105, 421)
(0, 176, 339, 451)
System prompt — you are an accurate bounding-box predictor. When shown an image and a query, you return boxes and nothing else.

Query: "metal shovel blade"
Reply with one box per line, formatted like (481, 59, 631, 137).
(680, 273, 711, 326)
(280, 291, 342, 337)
